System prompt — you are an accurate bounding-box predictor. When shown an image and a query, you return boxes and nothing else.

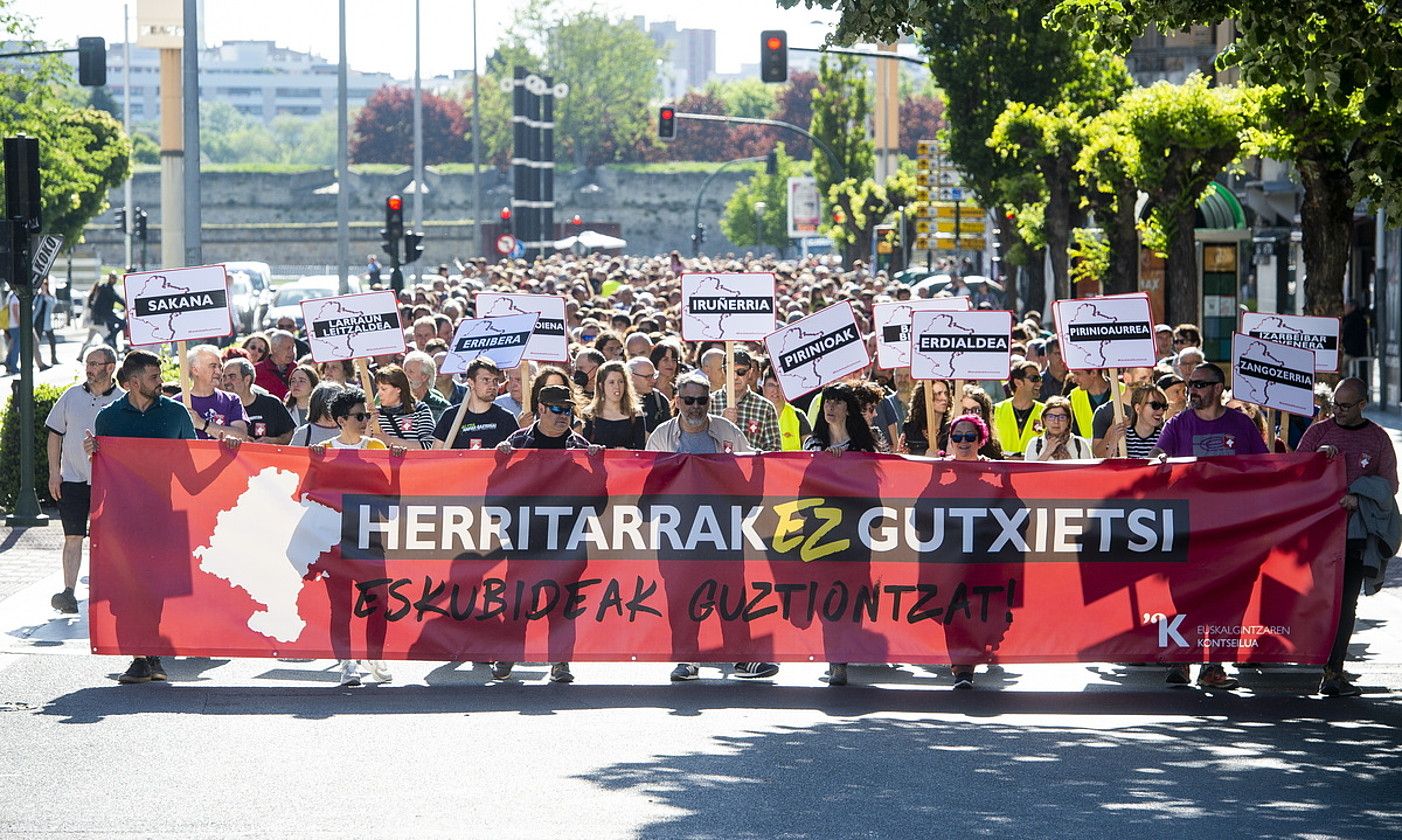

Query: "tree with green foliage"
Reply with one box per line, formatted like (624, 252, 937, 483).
(704, 78, 777, 120)
(720, 145, 804, 253)
(810, 52, 872, 201)
(1049, 0, 1402, 318)
(1114, 75, 1257, 325)
(1076, 113, 1141, 294)
(825, 168, 918, 265)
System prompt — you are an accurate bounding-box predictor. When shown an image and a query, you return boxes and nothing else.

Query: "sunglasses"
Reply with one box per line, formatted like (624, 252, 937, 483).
(1017, 374, 1043, 383)
(1042, 413, 1070, 421)
(348, 411, 372, 421)
(950, 432, 980, 443)
(733, 367, 751, 377)
(1187, 380, 1221, 389)
(680, 395, 710, 406)
(1172, 338, 1189, 345)
(544, 404, 574, 415)
(1145, 401, 1169, 410)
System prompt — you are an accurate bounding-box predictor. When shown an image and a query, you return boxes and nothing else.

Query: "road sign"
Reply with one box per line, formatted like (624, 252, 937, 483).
(30, 233, 63, 287)
(496, 233, 517, 255)
(917, 139, 935, 157)
(914, 234, 930, 250)
(935, 219, 986, 235)
(915, 172, 929, 186)
(915, 157, 930, 170)
(509, 239, 526, 259)
(948, 187, 964, 201)
(915, 186, 930, 202)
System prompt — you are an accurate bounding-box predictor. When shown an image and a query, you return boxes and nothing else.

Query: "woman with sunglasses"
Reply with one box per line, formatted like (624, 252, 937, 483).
(1025, 396, 1092, 460)
(583, 360, 647, 449)
(1096, 385, 1168, 458)
(240, 333, 271, 365)
(992, 360, 1045, 460)
(953, 385, 1004, 459)
(942, 413, 994, 688)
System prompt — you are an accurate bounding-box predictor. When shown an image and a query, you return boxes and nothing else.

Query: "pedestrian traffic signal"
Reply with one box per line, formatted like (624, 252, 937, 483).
(766, 150, 778, 175)
(691, 223, 706, 245)
(760, 30, 787, 83)
(499, 206, 513, 233)
(77, 37, 106, 87)
(403, 230, 424, 264)
(658, 106, 676, 141)
(113, 207, 126, 232)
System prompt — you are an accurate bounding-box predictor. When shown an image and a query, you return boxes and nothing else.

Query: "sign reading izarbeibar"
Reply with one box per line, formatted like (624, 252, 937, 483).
(872, 298, 971, 370)
(1053, 293, 1158, 370)
(123, 264, 234, 346)
(1231, 332, 1317, 416)
(1239, 312, 1341, 373)
(473, 292, 568, 362)
(680, 272, 778, 341)
(909, 309, 1013, 381)
(89, 439, 1346, 664)
(440, 313, 539, 374)
(763, 301, 871, 401)
(301, 291, 405, 362)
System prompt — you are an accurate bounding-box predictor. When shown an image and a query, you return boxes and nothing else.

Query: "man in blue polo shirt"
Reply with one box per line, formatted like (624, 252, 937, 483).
(90, 349, 197, 684)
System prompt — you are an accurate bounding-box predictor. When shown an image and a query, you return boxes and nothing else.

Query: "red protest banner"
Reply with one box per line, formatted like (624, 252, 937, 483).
(89, 440, 1345, 665)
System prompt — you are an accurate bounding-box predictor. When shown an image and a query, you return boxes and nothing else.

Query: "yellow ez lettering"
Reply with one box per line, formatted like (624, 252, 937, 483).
(772, 499, 848, 563)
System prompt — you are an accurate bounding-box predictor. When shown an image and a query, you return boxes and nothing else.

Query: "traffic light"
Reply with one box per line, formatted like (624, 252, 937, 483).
(384, 195, 404, 242)
(113, 207, 126, 232)
(760, 30, 787, 83)
(692, 223, 706, 244)
(499, 206, 513, 234)
(404, 230, 424, 264)
(570, 214, 582, 227)
(658, 106, 676, 141)
(77, 37, 106, 87)
(766, 150, 778, 175)
(133, 208, 147, 240)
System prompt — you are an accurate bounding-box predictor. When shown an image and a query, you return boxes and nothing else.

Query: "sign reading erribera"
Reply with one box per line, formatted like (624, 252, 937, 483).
(441, 313, 539, 374)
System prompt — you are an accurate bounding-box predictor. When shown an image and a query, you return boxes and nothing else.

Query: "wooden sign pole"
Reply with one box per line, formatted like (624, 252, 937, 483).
(176, 340, 191, 409)
(1108, 367, 1127, 457)
(354, 358, 386, 439)
(725, 340, 736, 414)
(923, 381, 937, 455)
(1263, 406, 1277, 448)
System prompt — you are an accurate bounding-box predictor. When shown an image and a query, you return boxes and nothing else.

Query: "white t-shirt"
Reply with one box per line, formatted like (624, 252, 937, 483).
(45, 381, 126, 483)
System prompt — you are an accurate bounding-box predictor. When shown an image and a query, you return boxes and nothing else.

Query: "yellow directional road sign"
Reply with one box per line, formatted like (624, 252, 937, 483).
(917, 139, 935, 157)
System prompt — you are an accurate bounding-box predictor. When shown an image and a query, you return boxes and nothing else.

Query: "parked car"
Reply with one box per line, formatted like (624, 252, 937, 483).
(228, 270, 260, 333)
(261, 275, 362, 330)
(224, 260, 274, 328)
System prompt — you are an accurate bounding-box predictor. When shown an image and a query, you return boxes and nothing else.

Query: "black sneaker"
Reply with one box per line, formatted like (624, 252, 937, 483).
(118, 657, 152, 684)
(825, 663, 848, 686)
(952, 667, 975, 690)
(490, 661, 514, 680)
(51, 589, 78, 614)
(732, 662, 779, 679)
(549, 662, 574, 683)
(669, 663, 699, 682)
(1319, 669, 1362, 697)
(1165, 664, 1191, 685)
(145, 656, 167, 681)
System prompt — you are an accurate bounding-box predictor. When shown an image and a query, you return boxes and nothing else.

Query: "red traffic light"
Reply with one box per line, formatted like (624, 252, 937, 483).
(766, 36, 782, 51)
(570, 214, 582, 225)
(387, 195, 404, 212)
(660, 107, 675, 120)
(500, 207, 512, 221)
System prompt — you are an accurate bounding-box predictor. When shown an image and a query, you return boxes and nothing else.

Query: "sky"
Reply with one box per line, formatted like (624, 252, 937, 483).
(14, 0, 845, 80)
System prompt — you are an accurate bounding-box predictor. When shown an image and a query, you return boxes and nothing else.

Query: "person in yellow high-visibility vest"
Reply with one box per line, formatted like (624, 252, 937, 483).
(761, 363, 812, 451)
(991, 360, 1045, 459)
(1066, 369, 1114, 439)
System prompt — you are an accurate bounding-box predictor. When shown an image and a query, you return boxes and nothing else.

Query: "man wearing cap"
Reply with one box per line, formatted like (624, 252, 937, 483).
(1154, 324, 1175, 364)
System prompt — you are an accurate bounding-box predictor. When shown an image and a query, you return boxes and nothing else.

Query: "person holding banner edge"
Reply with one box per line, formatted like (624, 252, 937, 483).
(1298, 377, 1398, 697)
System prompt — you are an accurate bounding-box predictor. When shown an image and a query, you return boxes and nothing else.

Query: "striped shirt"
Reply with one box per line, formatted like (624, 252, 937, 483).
(1123, 424, 1161, 459)
(376, 401, 437, 449)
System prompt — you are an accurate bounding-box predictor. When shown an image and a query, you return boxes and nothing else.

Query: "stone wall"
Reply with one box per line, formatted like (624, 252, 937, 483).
(75, 166, 762, 271)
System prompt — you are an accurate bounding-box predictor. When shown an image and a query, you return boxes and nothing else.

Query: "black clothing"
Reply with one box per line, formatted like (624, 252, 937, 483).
(584, 415, 646, 449)
(433, 403, 519, 450)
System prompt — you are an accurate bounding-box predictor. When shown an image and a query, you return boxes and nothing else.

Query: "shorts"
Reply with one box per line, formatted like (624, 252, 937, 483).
(57, 481, 92, 537)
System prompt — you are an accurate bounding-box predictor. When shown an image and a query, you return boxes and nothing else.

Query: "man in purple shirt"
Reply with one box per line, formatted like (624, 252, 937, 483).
(1149, 362, 1267, 690)
(186, 344, 248, 440)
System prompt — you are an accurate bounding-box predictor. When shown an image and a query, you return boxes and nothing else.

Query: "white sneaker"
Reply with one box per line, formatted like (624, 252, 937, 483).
(338, 659, 361, 687)
(365, 660, 393, 683)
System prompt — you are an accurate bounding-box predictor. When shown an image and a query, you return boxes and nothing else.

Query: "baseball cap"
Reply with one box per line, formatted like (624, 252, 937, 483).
(538, 385, 573, 405)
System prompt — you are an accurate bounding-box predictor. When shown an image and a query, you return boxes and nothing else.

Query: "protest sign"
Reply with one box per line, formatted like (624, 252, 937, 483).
(440, 313, 539, 374)
(91, 440, 1345, 665)
(301, 291, 404, 362)
(1053, 293, 1157, 370)
(123, 264, 233, 346)
(680, 272, 778, 341)
(1232, 332, 1316, 416)
(1240, 312, 1341, 373)
(872, 298, 971, 369)
(763, 301, 870, 401)
(473, 293, 568, 361)
(908, 309, 1013, 381)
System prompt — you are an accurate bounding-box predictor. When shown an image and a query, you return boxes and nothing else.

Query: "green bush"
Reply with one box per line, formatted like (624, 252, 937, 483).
(0, 382, 71, 512)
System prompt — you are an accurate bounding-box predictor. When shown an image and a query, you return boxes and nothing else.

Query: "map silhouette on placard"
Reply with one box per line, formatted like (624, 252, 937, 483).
(303, 292, 403, 361)
(474, 293, 567, 361)
(441, 313, 537, 373)
(911, 313, 976, 378)
(126, 265, 232, 345)
(1240, 313, 1340, 372)
(765, 303, 869, 400)
(681, 273, 775, 341)
(1056, 297, 1155, 369)
(1232, 333, 1315, 415)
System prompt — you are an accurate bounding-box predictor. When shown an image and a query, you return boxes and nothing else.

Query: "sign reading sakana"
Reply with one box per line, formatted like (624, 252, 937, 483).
(441, 313, 539, 374)
(124, 264, 234, 346)
(680, 273, 778, 341)
(1231, 332, 1316, 416)
(474, 293, 568, 362)
(1053, 293, 1157, 370)
(1239, 312, 1341, 373)
(763, 301, 870, 401)
(872, 298, 971, 369)
(909, 310, 1013, 381)
(302, 291, 404, 362)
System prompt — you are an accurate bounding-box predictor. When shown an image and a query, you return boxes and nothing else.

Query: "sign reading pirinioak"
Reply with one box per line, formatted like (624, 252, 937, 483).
(124, 264, 234, 345)
(1053, 293, 1157, 370)
(680, 272, 778, 341)
(441, 313, 539, 374)
(763, 301, 870, 401)
(474, 293, 568, 362)
(301, 291, 404, 362)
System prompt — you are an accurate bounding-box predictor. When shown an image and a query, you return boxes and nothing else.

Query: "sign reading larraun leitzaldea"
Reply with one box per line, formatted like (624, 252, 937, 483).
(763, 301, 870, 401)
(909, 309, 1014, 381)
(124, 264, 234, 346)
(440, 313, 539, 374)
(473, 292, 568, 362)
(1053, 292, 1158, 370)
(872, 297, 971, 369)
(680, 272, 777, 341)
(301, 291, 405, 362)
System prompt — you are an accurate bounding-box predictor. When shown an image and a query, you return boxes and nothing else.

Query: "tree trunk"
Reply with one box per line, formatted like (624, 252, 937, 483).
(1297, 155, 1353, 320)
(1024, 248, 1047, 317)
(1046, 178, 1073, 301)
(1165, 204, 1200, 326)
(997, 213, 1021, 315)
(1104, 185, 1140, 296)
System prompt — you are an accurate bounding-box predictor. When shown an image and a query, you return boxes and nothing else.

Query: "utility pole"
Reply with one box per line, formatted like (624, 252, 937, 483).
(182, 0, 201, 266)
(336, 0, 349, 295)
(139, 1, 185, 268)
(122, 4, 133, 269)
(411, 0, 424, 280)
(4, 135, 48, 527)
(471, 0, 482, 258)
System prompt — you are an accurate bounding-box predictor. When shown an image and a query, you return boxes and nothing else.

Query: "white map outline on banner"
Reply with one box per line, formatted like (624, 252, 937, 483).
(1231, 333, 1316, 416)
(909, 310, 1013, 380)
(1239, 312, 1341, 373)
(1055, 295, 1157, 369)
(441, 313, 538, 374)
(302, 291, 404, 362)
(764, 301, 870, 401)
(124, 265, 233, 345)
(474, 293, 568, 361)
(680, 272, 777, 341)
(872, 298, 971, 369)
